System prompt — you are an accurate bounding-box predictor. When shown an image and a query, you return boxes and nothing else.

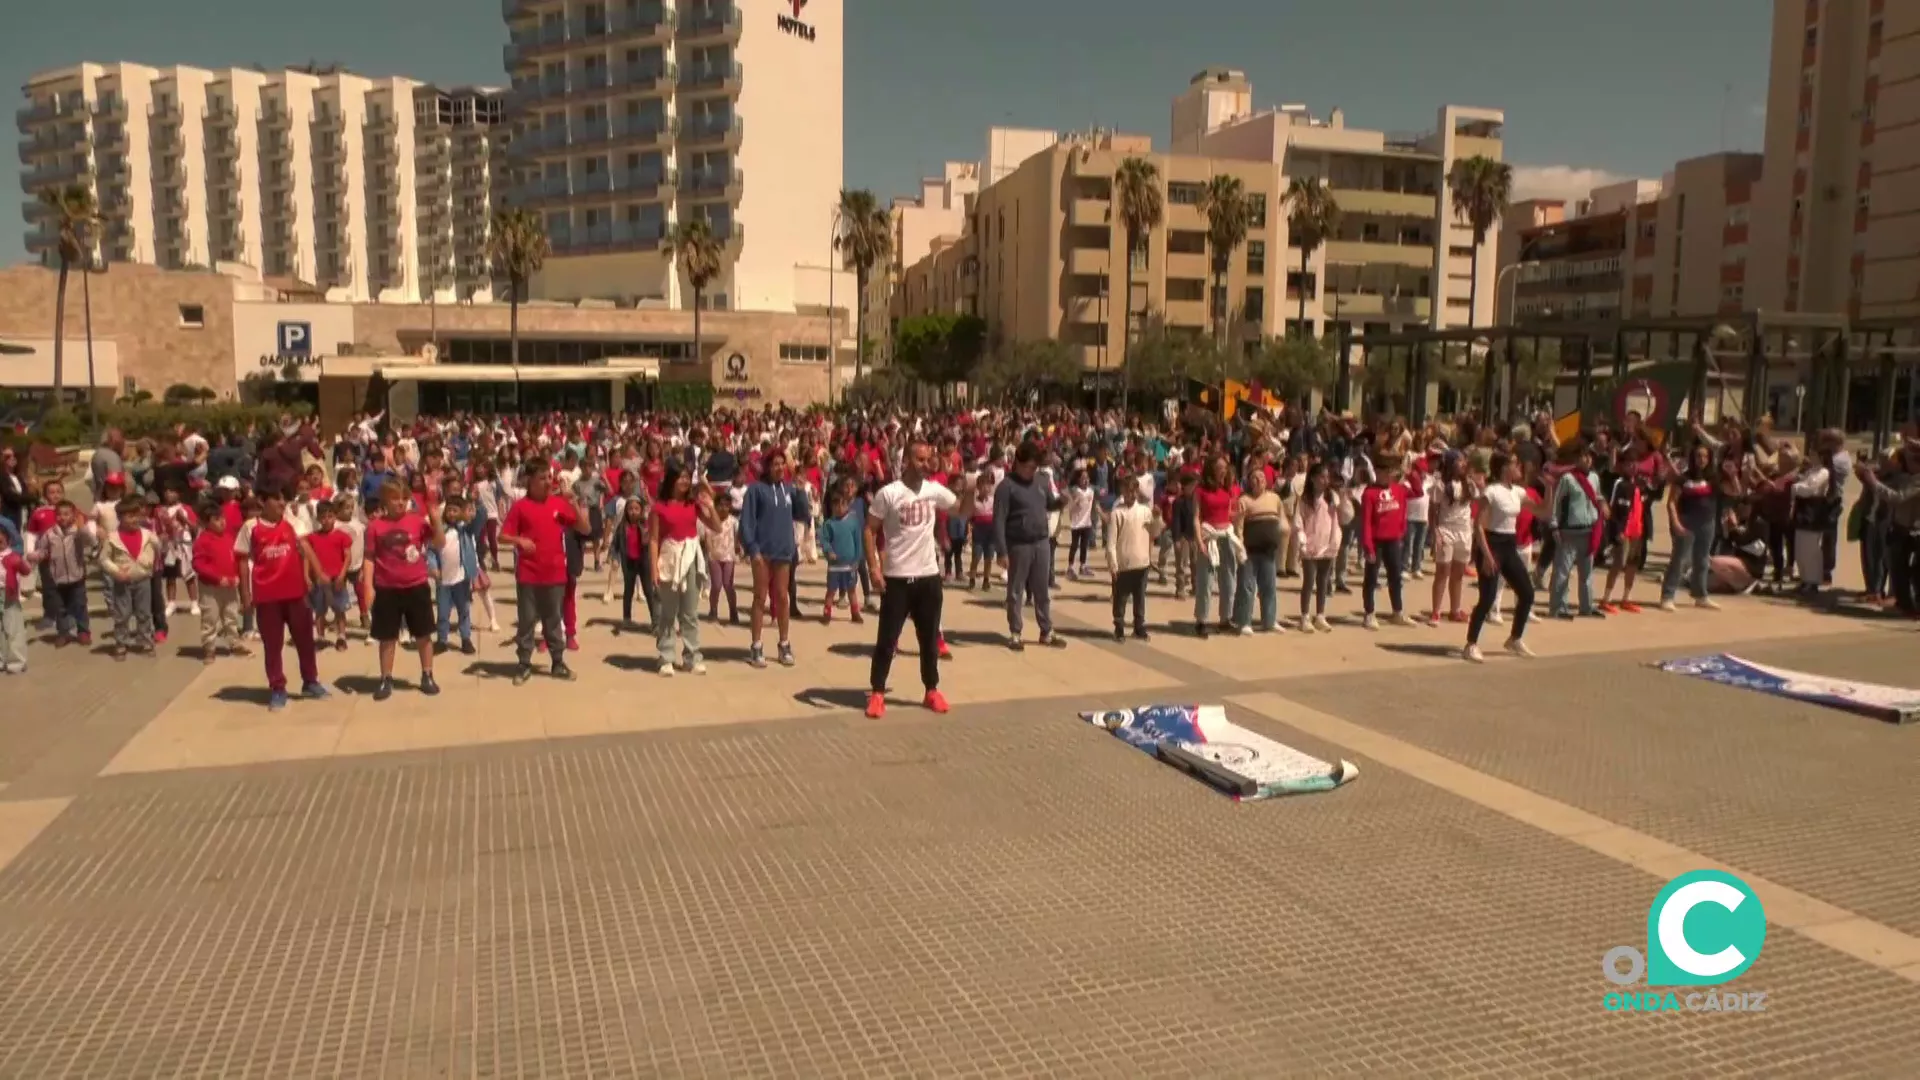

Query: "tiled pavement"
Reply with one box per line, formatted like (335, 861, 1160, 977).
(2, 567, 1919, 1077)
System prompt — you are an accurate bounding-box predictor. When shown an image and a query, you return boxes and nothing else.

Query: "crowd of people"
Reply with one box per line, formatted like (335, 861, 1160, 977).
(1, 399, 1914, 709)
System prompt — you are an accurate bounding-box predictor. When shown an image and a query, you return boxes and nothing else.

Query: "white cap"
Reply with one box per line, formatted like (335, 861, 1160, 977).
(217, 476, 241, 491)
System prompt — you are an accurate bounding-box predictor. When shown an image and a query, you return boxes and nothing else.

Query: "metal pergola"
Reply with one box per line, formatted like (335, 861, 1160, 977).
(1336, 310, 1920, 451)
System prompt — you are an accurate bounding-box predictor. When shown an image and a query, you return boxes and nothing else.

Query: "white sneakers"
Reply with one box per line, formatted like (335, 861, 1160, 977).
(1464, 638, 1534, 663)
(1463, 644, 1485, 663)
(1505, 638, 1536, 659)
(1314, 615, 1332, 632)
(1363, 614, 1379, 631)
(1696, 598, 1721, 610)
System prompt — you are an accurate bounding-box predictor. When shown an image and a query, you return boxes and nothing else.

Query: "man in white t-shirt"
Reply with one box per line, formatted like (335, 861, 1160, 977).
(864, 437, 973, 719)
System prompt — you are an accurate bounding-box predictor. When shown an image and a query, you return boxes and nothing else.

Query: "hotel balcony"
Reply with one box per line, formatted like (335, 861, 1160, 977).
(679, 114, 740, 150)
(506, 74, 569, 111)
(204, 98, 235, 130)
(611, 220, 667, 251)
(614, 166, 675, 199)
(1327, 293, 1431, 320)
(607, 3, 673, 46)
(1327, 188, 1436, 219)
(570, 118, 614, 150)
(677, 61, 741, 96)
(17, 131, 67, 164)
(1068, 198, 1111, 228)
(15, 97, 70, 127)
(1068, 247, 1110, 275)
(682, 166, 741, 202)
(1067, 295, 1109, 324)
(566, 67, 612, 101)
(1323, 239, 1435, 269)
(19, 156, 89, 193)
(93, 119, 126, 148)
(611, 61, 675, 95)
(610, 114, 674, 150)
(678, 5, 740, 43)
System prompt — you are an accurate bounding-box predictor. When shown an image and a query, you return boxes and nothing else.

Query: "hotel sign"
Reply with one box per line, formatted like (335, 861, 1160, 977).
(777, 0, 816, 41)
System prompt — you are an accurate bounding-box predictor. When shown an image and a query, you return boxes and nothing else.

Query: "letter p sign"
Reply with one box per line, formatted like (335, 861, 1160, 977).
(277, 321, 312, 356)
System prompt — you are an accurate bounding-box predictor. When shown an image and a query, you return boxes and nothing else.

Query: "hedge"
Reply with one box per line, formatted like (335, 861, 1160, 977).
(3, 403, 313, 449)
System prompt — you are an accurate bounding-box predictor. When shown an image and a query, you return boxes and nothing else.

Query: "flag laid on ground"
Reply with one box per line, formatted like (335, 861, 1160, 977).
(1653, 654, 1920, 724)
(1080, 704, 1359, 800)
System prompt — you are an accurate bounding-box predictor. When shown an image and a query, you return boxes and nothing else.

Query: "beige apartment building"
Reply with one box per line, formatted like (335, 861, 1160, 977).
(864, 160, 981, 362)
(1500, 153, 1763, 325)
(890, 72, 1507, 376)
(17, 63, 510, 302)
(1750, 0, 1918, 317)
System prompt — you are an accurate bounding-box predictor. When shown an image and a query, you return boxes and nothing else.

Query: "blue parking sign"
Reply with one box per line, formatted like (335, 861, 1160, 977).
(277, 321, 312, 356)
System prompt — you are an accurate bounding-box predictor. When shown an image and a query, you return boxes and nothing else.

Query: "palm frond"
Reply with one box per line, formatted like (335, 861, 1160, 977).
(664, 217, 724, 292)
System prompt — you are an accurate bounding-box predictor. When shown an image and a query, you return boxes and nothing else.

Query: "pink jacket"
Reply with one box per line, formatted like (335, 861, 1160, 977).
(1294, 497, 1342, 560)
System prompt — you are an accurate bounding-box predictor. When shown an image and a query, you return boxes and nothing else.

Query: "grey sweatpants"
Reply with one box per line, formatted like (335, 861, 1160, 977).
(1005, 540, 1053, 639)
(514, 582, 566, 666)
(107, 578, 154, 649)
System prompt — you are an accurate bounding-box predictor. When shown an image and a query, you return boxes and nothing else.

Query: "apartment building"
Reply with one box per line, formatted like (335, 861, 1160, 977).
(1750, 0, 1916, 317)
(890, 74, 1506, 375)
(499, 0, 844, 314)
(1501, 153, 1762, 324)
(864, 161, 981, 358)
(17, 63, 507, 302)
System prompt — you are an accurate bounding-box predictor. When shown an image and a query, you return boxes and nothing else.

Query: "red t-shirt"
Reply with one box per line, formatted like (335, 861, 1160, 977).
(307, 525, 354, 581)
(192, 529, 238, 585)
(654, 500, 698, 542)
(239, 518, 307, 604)
(222, 500, 243, 533)
(366, 513, 431, 590)
(1195, 486, 1237, 527)
(117, 527, 145, 563)
(503, 496, 578, 586)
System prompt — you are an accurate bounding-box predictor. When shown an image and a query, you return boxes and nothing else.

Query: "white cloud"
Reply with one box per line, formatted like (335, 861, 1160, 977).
(1509, 165, 1634, 203)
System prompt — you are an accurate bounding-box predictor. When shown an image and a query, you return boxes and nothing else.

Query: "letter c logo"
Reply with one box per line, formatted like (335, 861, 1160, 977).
(1646, 871, 1766, 987)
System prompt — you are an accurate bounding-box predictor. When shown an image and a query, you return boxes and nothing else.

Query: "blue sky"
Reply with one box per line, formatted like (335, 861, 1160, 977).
(2, 0, 1771, 263)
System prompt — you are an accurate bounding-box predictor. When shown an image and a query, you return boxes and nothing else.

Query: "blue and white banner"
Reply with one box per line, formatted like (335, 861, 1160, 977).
(1654, 654, 1920, 725)
(1080, 704, 1359, 800)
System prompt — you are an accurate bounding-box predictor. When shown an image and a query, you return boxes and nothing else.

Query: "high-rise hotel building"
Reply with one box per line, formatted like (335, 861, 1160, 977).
(499, 0, 844, 312)
(17, 63, 511, 302)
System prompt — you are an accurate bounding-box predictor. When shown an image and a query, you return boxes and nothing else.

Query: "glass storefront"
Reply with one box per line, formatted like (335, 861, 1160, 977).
(417, 380, 614, 415)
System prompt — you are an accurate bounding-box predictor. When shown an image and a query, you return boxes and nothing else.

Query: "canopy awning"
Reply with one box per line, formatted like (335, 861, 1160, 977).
(321, 357, 660, 382)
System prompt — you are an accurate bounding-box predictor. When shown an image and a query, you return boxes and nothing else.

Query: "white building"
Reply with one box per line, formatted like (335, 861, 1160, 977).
(17, 62, 509, 303)
(502, 0, 846, 315)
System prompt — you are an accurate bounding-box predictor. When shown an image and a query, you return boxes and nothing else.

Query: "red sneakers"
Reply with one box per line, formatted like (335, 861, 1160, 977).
(154, 631, 168, 644)
(923, 689, 949, 714)
(822, 604, 834, 626)
(937, 636, 953, 661)
(566, 637, 580, 652)
(864, 691, 886, 719)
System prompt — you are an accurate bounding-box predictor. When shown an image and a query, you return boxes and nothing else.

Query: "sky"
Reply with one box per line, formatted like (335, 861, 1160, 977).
(2, 0, 1773, 264)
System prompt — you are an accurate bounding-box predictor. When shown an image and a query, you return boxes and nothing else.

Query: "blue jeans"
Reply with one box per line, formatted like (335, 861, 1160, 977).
(1194, 535, 1239, 626)
(1234, 550, 1279, 631)
(1862, 516, 1889, 596)
(1549, 528, 1596, 615)
(436, 578, 473, 644)
(1661, 518, 1717, 602)
(1404, 522, 1429, 574)
(1334, 524, 1357, 587)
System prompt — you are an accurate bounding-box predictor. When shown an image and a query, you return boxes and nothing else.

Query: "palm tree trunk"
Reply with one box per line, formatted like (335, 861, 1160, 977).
(692, 288, 704, 392)
(82, 263, 97, 422)
(1120, 238, 1136, 417)
(509, 276, 521, 413)
(854, 266, 869, 384)
(1466, 236, 1487, 415)
(50, 257, 69, 414)
(1297, 248, 1310, 335)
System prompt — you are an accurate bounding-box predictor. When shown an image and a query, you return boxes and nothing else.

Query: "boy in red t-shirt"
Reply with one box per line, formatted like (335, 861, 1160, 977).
(362, 478, 443, 701)
(306, 499, 356, 652)
(191, 498, 247, 662)
(235, 487, 328, 710)
(501, 460, 589, 685)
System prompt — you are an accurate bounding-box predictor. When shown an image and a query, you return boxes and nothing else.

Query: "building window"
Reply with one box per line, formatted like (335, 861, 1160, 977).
(1805, 26, 1817, 48)
(1243, 286, 1264, 321)
(1167, 230, 1206, 255)
(779, 344, 830, 363)
(1285, 271, 1317, 299)
(1248, 196, 1266, 228)
(177, 304, 204, 328)
(1129, 244, 1149, 273)
(1166, 278, 1205, 302)
(1167, 182, 1204, 206)
(1247, 239, 1265, 274)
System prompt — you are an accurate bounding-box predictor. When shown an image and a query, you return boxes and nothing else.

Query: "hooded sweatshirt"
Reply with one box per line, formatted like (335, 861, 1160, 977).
(1359, 480, 1411, 559)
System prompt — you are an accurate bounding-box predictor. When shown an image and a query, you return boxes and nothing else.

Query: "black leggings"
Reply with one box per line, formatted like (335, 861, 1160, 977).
(1363, 539, 1405, 615)
(872, 574, 944, 693)
(1766, 524, 1791, 582)
(1299, 558, 1331, 616)
(1469, 534, 1534, 645)
(1069, 527, 1092, 568)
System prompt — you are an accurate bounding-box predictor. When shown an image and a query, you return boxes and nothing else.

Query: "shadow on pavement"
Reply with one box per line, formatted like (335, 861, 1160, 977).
(793, 687, 869, 711)
(211, 686, 274, 705)
(1374, 642, 1464, 659)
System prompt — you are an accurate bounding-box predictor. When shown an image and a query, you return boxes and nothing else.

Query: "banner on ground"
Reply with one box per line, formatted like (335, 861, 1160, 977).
(1552, 359, 1695, 449)
(1080, 704, 1360, 800)
(1653, 653, 1920, 724)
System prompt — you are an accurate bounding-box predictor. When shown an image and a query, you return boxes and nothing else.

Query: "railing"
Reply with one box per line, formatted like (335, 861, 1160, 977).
(683, 166, 740, 194)
(613, 62, 673, 89)
(613, 115, 672, 141)
(681, 5, 740, 37)
(610, 4, 672, 36)
(681, 115, 740, 143)
(574, 171, 613, 194)
(15, 100, 59, 125)
(614, 167, 672, 192)
(612, 220, 666, 248)
(679, 62, 741, 90)
(92, 94, 125, 117)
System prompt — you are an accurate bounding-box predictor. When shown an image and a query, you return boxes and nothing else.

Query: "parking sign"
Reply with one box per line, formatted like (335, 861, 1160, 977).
(277, 321, 311, 356)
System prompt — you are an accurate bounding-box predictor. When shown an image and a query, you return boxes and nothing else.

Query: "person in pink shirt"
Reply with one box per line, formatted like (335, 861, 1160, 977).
(362, 478, 445, 701)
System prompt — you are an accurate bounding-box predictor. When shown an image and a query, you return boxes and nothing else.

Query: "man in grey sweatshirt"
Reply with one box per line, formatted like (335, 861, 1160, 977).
(994, 441, 1063, 650)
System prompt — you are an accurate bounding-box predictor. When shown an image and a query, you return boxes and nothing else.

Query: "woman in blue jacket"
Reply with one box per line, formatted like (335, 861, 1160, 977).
(737, 448, 810, 669)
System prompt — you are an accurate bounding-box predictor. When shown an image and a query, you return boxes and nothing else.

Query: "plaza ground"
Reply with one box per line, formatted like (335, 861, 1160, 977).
(1, 554, 1917, 1077)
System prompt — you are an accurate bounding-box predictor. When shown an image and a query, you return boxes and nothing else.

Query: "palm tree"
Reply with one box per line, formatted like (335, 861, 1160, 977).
(1280, 177, 1340, 337)
(1199, 174, 1254, 350)
(484, 208, 550, 377)
(664, 216, 725, 374)
(1112, 157, 1163, 415)
(40, 183, 101, 413)
(832, 188, 891, 383)
(1448, 156, 1513, 331)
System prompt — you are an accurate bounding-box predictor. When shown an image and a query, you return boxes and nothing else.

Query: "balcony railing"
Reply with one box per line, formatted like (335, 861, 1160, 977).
(570, 67, 611, 97)
(612, 220, 666, 249)
(613, 115, 673, 143)
(612, 61, 673, 90)
(680, 5, 741, 39)
(15, 100, 60, 125)
(574, 171, 613, 194)
(19, 157, 89, 192)
(614, 167, 673, 193)
(678, 62, 741, 91)
(609, 4, 672, 38)
(683, 166, 741, 195)
(681, 115, 740, 145)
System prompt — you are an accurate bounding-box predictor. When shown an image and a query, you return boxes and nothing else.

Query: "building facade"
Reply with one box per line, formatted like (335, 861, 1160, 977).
(889, 74, 1506, 375)
(17, 63, 508, 302)
(865, 161, 980, 362)
(500, 0, 844, 314)
(1750, 0, 1917, 317)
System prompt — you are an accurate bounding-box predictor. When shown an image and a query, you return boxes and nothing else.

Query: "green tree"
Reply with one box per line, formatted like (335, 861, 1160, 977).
(892, 313, 986, 389)
(1247, 335, 1336, 403)
(976, 339, 1079, 404)
(1511, 337, 1564, 411)
(1199, 175, 1254, 346)
(1112, 157, 1164, 413)
(1126, 317, 1217, 401)
(832, 188, 892, 384)
(1449, 155, 1514, 397)
(1280, 178, 1340, 335)
(39, 183, 101, 412)
(663, 216, 724, 374)
(484, 208, 550, 371)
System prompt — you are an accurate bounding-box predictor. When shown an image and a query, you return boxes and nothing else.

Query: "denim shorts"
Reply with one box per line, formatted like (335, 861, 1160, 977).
(826, 568, 856, 593)
(970, 526, 1000, 559)
(308, 581, 352, 616)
